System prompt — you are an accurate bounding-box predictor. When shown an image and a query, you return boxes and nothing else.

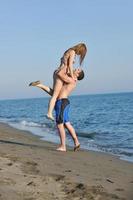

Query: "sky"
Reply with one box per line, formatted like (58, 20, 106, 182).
(0, 0, 133, 100)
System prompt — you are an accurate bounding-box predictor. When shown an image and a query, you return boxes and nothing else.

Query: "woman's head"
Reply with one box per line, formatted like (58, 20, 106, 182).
(70, 43, 87, 65)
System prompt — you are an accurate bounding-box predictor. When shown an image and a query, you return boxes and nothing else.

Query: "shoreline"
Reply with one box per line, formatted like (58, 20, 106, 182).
(0, 122, 133, 199)
(1, 120, 133, 164)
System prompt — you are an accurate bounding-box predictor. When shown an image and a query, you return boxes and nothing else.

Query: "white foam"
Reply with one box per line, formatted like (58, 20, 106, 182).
(18, 120, 47, 128)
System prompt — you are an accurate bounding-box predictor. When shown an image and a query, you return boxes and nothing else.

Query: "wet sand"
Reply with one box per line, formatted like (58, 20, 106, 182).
(0, 122, 132, 200)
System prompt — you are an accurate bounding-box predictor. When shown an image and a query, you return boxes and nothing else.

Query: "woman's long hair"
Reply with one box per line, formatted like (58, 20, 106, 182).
(70, 43, 87, 65)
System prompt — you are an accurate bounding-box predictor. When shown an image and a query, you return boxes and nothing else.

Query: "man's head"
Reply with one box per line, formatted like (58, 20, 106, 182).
(74, 68, 85, 81)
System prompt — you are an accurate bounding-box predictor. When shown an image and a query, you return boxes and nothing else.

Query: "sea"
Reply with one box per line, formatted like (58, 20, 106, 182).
(0, 92, 133, 163)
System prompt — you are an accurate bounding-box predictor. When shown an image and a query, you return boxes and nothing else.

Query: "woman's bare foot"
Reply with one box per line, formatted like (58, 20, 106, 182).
(46, 113, 54, 121)
(74, 143, 80, 152)
(56, 146, 66, 152)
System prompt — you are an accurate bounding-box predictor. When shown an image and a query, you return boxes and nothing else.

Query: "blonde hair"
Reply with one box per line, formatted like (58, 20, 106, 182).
(69, 43, 87, 65)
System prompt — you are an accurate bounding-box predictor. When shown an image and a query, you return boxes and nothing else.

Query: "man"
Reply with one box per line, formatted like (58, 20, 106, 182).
(29, 68, 84, 152)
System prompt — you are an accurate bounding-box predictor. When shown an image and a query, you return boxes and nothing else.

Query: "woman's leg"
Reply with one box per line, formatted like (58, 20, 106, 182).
(47, 77, 63, 120)
(29, 77, 63, 120)
(29, 81, 53, 96)
(56, 123, 66, 151)
(37, 84, 53, 96)
(65, 122, 80, 150)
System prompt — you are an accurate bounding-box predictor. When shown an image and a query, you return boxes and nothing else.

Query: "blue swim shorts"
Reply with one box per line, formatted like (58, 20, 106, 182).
(54, 98, 70, 124)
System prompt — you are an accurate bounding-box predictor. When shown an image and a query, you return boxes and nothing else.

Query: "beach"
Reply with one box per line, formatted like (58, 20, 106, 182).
(0, 123, 132, 200)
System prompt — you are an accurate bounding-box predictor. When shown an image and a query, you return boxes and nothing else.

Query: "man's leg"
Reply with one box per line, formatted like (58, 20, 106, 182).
(65, 122, 80, 151)
(56, 123, 66, 151)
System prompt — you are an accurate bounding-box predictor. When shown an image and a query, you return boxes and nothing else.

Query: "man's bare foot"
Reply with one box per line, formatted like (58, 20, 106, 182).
(46, 114, 54, 121)
(74, 143, 80, 152)
(29, 80, 41, 86)
(56, 147, 66, 152)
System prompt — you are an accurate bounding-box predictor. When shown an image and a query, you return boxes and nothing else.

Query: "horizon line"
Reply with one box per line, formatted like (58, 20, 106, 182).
(0, 90, 133, 101)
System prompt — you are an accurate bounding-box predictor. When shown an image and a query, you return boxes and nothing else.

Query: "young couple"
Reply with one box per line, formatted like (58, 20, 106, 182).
(29, 43, 87, 152)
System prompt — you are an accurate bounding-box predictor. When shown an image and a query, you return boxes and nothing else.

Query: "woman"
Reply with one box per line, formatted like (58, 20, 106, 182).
(30, 43, 87, 120)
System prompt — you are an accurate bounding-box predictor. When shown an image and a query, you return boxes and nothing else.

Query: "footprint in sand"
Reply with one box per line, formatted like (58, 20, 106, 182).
(94, 178, 102, 181)
(76, 183, 85, 190)
(0, 177, 16, 185)
(50, 174, 65, 182)
(7, 162, 13, 166)
(115, 188, 124, 192)
(27, 181, 36, 187)
(22, 161, 39, 175)
(65, 169, 72, 173)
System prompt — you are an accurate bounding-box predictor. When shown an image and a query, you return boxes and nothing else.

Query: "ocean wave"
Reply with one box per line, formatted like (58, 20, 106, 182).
(94, 145, 133, 157)
(119, 151, 133, 157)
(19, 120, 46, 128)
(0, 116, 15, 119)
(77, 131, 97, 139)
(108, 122, 133, 125)
(126, 122, 133, 125)
(18, 120, 56, 131)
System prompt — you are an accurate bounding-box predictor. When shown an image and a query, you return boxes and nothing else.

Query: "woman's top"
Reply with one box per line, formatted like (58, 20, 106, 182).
(55, 50, 75, 74)
(53, 53, 69, 76)
(59, 51, 70, 69)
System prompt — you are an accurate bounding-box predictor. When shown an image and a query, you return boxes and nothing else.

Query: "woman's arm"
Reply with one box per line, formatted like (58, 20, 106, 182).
(57, 68, 75, 84)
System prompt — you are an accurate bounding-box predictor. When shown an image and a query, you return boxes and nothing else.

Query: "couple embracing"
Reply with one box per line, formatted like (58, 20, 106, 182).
(29, 43, 87, 152)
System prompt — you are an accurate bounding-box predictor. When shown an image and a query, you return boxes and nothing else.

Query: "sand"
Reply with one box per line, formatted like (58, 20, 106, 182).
(0, 122, 132, 200)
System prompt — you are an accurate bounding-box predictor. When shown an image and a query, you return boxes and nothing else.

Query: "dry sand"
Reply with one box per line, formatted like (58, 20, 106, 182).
(0, 122, 132, 200)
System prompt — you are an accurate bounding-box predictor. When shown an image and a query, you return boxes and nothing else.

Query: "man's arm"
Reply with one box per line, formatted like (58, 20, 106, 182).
(57, 68, 75, 84)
